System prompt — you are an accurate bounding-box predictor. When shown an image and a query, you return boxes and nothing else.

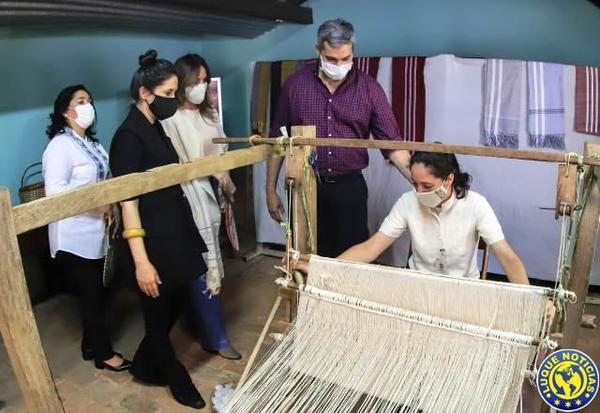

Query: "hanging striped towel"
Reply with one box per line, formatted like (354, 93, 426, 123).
(354, 57, 381, 79)
(575, 66, 600, 136)
(250, 63, 261, 134)
(391, 56, 426, 142)
(527, 62, 565, 149)
(269, 61, 282, 124)
(482, 59, 523, 148)
(281, 60, 300, 85)
(250, 62, 271, 136)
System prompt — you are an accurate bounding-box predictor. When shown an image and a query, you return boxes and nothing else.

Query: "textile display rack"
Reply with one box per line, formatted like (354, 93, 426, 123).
(0, 126, 598, 412)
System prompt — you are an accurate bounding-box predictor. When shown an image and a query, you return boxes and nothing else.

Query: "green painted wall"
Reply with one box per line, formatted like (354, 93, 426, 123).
(1, 0, 600, 203)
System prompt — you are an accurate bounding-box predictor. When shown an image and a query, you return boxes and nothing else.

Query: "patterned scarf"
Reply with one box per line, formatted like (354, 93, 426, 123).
(67, 128, 109, 181)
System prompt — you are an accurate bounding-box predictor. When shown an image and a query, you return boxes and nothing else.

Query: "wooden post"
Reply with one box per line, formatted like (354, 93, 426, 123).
(555, 164, 578, 219)
(286, 125, 317, 254)
(561, 142, 600, 349)
(0, 188, 64, 412)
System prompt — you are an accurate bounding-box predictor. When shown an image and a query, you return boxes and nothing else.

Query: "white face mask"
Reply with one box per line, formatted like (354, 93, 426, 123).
(320, 55, 353, 81)
(71, 103, 95, 129)
(415, 181, 448, 208)
(185, 82, 207, 105)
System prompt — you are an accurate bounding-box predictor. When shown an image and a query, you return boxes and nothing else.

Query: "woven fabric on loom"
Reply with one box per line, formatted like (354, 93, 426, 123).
(225, 256, 550, 413)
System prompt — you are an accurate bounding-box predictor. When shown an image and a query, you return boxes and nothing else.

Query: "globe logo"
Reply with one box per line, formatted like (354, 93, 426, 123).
(537, 349, 598, 412)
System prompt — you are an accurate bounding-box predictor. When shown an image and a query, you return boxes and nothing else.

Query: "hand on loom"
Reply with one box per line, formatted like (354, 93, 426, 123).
(267, 189, 285, 222)
(94, 204, 112, 217)
(294, 260, 309, 275)
(281, 254, 309, 275)
(215, 172, 236, 203)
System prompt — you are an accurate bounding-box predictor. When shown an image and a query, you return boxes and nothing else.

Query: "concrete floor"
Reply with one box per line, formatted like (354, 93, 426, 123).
(0, 244, 599, 412)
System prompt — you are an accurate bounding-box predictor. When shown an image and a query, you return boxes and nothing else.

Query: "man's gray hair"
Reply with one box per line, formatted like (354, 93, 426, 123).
(317, 18, 355, 50)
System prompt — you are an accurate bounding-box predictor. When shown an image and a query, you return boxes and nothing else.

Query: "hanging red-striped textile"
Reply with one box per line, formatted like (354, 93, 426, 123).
(391, 56, 426, 142)
(575, 65, 600, 136)
(354, 57, 381, 79)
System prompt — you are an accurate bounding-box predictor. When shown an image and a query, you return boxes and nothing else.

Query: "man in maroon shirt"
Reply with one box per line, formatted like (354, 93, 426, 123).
(267, 18, 411, 258)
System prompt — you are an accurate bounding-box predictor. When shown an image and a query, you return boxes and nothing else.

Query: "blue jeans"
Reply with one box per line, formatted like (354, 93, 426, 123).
(187, 274, 232, 351)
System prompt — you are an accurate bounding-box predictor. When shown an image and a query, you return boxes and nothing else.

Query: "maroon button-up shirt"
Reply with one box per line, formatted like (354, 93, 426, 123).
(269, 62, 402, 176)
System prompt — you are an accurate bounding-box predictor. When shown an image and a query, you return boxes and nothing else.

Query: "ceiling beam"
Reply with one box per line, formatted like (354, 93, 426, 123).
(142, 0, 313, 24)
(0, 0, 313, 37)
(0, 9, 272, 37)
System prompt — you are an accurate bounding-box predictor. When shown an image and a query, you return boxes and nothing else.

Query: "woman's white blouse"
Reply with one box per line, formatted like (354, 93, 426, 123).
(379, 190, 505, 278)
(42, 128, 109, 259)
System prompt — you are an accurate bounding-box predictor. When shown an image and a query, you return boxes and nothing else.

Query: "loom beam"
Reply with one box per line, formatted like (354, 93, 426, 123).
(214, 136, 600, 167)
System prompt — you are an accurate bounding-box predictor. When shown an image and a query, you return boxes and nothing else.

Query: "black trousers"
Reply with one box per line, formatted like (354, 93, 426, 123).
(317, 172, 369, 258)
(132, 283, 194, 391)
(54, 251, 114, 362)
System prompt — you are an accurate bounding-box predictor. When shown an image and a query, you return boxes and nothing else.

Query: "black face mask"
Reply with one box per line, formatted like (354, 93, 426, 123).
(149, 95, 178, 120)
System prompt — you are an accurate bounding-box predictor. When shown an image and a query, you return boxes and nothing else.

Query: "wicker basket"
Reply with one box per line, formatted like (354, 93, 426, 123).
(19, 162, 45, 203)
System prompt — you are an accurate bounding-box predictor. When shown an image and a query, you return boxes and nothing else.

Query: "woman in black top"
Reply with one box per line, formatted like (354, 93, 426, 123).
(109, 50, 207, 410)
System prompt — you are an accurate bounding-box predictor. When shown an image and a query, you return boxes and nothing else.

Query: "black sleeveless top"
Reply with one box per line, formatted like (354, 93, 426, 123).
(110, 105, 207, 287)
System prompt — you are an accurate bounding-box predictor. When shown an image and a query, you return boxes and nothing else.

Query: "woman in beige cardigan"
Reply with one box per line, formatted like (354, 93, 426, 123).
(162, 53, 240, 360)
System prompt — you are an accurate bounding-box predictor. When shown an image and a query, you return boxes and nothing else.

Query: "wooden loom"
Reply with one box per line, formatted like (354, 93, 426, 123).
(0, 127, 598, 412)
(215, 133, 600, 411)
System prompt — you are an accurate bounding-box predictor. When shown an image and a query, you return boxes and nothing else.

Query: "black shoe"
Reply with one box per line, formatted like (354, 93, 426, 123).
(217, 346, 242, 360)
(94, 356, 132, 372)
(130, 368, 168, 386)
(82, 347, 94, 361)
(171, 386, 206, 410)
(203, 346, 242, 360)
(83, 349, 122, 362)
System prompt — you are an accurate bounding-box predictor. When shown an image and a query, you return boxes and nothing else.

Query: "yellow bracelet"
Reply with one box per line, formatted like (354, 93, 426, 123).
(122, 228, 146, 239)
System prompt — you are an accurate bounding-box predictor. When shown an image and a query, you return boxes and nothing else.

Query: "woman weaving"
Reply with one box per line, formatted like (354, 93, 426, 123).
(337, 151, 530, 284)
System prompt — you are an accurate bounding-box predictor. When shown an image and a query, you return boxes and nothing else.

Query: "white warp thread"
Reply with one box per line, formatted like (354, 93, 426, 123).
(224, 256, 550, 413)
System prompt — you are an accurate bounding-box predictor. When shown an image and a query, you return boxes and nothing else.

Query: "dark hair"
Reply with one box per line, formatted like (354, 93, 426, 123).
(174, 53, 217, 123)
(129, 49, 177, 101)
(410, 151, 472, 199)
(46, 84, 97, 141)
